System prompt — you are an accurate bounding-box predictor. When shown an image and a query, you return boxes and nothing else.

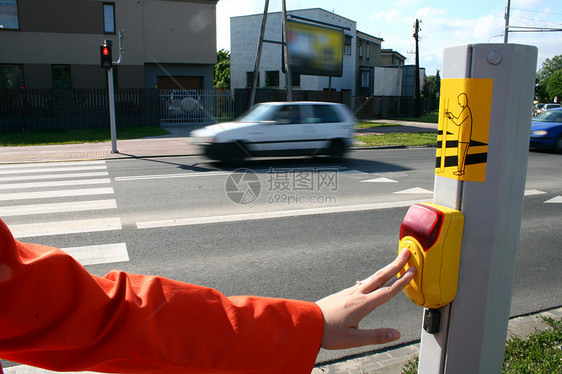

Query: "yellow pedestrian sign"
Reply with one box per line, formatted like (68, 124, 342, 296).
(435, 78, 493, 182)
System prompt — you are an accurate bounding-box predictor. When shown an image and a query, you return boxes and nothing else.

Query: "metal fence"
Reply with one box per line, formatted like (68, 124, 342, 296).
(159, 89, 234, 125)
(0, 88, 159, 131)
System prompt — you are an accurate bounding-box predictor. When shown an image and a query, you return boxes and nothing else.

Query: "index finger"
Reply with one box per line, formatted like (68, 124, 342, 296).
(358, 248, 411, 294)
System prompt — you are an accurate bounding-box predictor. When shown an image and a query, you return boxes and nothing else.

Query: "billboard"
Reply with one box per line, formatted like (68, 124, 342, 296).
(286, 20, 344, 77)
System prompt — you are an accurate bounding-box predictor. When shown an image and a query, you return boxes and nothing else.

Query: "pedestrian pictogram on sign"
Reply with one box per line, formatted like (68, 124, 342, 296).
(435, 78, 493, 182)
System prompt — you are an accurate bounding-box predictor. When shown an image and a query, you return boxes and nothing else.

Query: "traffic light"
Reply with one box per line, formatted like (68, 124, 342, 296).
(100, 41, 113, 69)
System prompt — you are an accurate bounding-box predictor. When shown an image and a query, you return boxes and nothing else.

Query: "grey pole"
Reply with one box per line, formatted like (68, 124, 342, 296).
(417, 43, 537, 373)
(249, 0, 270, 107)
(504, 0, 511, 43)
(281, 0, 292, 101)
(107, 67, 118, 154)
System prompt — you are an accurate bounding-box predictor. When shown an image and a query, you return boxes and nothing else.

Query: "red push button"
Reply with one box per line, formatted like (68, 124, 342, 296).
(400, 204, 444, 251)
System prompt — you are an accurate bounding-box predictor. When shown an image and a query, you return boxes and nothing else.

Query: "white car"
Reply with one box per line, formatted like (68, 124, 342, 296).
(190, 102, 356, 162)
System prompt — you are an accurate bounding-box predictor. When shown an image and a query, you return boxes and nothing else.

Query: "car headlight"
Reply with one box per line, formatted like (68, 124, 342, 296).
(531, 130, 548, 136)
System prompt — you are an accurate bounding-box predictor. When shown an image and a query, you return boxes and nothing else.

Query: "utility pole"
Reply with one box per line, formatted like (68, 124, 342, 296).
(504, 0, 511, 43)
(414, 19, 421, 118)
(281, 0, 293, 101)
(249, 0, 270, 107)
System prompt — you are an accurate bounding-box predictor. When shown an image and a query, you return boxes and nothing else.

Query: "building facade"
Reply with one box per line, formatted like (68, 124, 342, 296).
(230, 8, 357, 96)
(0, 0, 218, 90)
(355, 31, 383, 97)
(230, 8, 420, 100)
(381, 49, 406, 67)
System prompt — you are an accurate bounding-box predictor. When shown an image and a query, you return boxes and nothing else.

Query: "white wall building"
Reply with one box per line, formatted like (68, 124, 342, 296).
(230, 8, 357, 95)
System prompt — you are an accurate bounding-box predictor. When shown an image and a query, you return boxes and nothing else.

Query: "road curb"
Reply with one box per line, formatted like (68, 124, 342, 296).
(313, 305, 562, 374)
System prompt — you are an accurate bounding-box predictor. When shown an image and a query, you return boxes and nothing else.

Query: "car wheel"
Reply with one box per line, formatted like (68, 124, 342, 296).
(222, 141, 248, 166)
(554, 136, 562, 154)
(328, 139, 346, 161)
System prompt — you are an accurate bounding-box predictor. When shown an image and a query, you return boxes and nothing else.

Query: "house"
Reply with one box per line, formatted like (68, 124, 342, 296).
(356, 31, 383, 96)
(0, 0, 218, 90)
(381, 49, 406, 67)
(230, 8, 420, 101)
(230, 8, 357, 96)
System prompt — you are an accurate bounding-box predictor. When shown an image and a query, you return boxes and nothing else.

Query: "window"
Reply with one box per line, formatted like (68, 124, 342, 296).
(358, 43, 363, 58)
(273, 105, 301, 124)
(246, 71, 260, 88)
(307, 105, 340, 123)
(0, 64, 24, 89)
(52, 65, 72, 88)
(361, 70, 370, 88)
(0, 0, 19, 29)
(366, 43, 370, 60)
(291, 73, 300, 87)
(103, 3, 115, 34)
(265, 71, 279, 88)
(344, 35, 352, 55)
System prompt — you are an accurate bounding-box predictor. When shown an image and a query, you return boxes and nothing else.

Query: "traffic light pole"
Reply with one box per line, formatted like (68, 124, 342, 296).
(417, 43, 537, 373)
(107, 67, 118, 154)
(100, 32, 124, 154)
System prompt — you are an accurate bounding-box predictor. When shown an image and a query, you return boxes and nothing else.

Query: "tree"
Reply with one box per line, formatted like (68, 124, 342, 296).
(546, 70, 562, 101)
(214, 49, 230, 90)
(422, 71, 441, 99)
(536, 55, 562, 102)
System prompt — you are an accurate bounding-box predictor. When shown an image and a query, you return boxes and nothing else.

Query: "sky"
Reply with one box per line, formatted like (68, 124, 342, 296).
(216, 0, 562, 76)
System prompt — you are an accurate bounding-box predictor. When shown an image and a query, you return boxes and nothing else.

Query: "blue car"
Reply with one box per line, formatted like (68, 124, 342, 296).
(530, 107, 562, 153)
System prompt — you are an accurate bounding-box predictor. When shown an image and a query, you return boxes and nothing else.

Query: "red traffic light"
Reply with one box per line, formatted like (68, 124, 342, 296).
(100, 45, 113, 69)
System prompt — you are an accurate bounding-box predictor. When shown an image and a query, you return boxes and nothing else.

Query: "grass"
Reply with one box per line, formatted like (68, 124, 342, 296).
(0, 120, 438, 148)
(356, 122, 400, 129)
(391, 110, 439, 124)
(0, 126, 170, 146)
(401, 317, 562, 374)
(355, 132, 437, 148)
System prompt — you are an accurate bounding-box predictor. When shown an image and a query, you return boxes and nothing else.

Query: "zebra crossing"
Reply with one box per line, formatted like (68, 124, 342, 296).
(0, 160, 129, 265)
(0, 160, 127, 373)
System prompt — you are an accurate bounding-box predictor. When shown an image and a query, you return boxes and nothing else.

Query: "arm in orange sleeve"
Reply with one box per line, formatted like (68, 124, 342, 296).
(0, 219, 324, 374)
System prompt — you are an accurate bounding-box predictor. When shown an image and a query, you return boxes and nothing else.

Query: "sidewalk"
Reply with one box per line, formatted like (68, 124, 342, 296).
(313, 306, 562, 374)
(0, 126, 200, 164)
(0, 121, 437, 164)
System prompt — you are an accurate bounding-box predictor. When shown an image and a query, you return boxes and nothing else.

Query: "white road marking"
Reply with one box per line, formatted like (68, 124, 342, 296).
(0, 165, 107, 175)
(115, 171, 230, 181)
(0, 178, 111, 190)
(0, 199, 116, 217)
(115, 167, 348, 182)
(0, 171, 109, 182)
(9, 217, 122, 238)
(137, 199, 424, 229)
(393, 187, 433, 194)
(361, 177, 399, 183)
(0, 187, 114, 201)
(61, 243, 129, 266)
(0, 160, 105, 170)
(524, 189, 546, 196)
(545, 196, 562, 203)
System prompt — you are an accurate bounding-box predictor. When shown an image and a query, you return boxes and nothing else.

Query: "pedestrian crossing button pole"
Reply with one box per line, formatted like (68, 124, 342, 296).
(414, 43, 538, 374)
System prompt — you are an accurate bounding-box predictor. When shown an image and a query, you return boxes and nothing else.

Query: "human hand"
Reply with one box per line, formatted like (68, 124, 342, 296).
(315, 249, 415, 350)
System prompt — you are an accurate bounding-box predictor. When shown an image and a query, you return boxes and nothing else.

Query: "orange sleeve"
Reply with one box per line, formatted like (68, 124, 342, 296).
(0, 219, 324, 373)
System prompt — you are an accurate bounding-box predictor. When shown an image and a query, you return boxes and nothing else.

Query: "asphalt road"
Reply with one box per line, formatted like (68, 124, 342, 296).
(1, 147, 561, 367)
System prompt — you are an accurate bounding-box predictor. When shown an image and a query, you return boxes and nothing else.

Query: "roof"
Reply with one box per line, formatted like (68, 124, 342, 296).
(357, 30, 384, 43)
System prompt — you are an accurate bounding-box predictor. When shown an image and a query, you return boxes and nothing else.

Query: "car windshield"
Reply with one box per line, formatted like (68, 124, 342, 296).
(237, 104, 279, 122)
(533, 110, 562, 123)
